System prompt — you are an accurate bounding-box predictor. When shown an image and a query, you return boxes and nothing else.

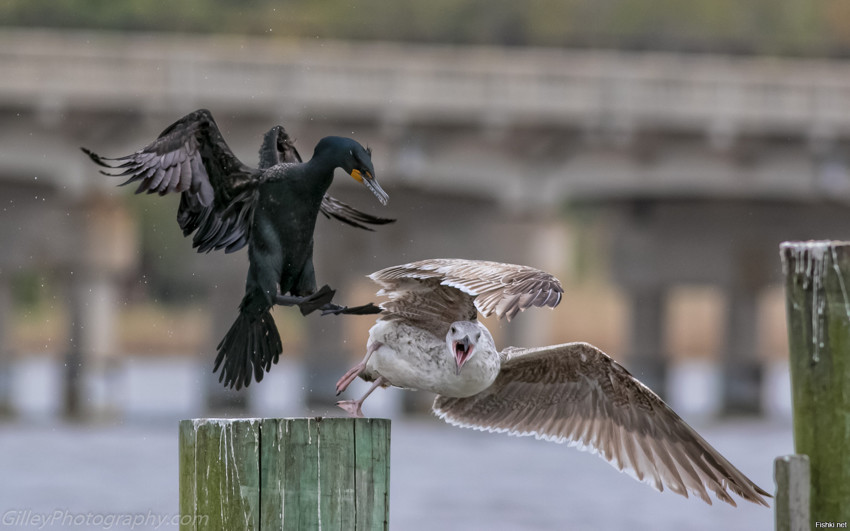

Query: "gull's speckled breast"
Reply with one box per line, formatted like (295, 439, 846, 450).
(365, 320, 499, 397)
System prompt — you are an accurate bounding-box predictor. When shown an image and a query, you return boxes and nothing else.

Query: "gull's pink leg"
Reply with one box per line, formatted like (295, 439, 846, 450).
(337, 377, 386, 418)
(335, 341, 382, 395)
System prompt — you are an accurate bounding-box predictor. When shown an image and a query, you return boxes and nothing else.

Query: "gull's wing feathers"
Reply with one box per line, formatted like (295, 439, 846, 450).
(433, 342, 770, 507)
(82, 108, 259, 254)
(257, 124, 395, 231)
(370, 259, 563, 330)
(371, 276, 479, 337)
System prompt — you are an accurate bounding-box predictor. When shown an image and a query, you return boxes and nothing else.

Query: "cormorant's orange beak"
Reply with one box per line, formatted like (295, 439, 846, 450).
(350, 169, 388, 206)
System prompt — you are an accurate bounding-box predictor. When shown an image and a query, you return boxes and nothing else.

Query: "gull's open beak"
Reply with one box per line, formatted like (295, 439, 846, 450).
(350, 169, 389, 206)
(454, 335, 473, 375)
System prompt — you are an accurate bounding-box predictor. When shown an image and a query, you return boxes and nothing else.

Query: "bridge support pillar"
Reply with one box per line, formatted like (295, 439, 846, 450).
(626, 286, 668, 399)
(0, 276, 13, 417)
(721, 286, 762, 415)
(63, 195, 135, 420)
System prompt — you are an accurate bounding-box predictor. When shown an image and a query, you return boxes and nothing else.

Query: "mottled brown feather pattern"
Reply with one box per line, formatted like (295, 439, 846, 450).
(369, 259, 563, 335)
(375, 278, 478, 337)
(434, 342, 770, 507)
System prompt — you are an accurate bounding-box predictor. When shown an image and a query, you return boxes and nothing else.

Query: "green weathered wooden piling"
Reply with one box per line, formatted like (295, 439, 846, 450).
(774, 455, 810, 531)
(179, 417, 390, 531)
(780, 241, 850, 527)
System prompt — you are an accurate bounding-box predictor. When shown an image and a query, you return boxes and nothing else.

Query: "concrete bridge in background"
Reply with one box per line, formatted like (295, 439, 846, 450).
(3, 28, 850, 417)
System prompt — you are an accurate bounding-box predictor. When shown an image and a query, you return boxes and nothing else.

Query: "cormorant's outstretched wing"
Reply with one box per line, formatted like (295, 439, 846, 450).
(434, 342, 771, 508)
(318, 195, 396, 231)
(258, 125, 302, 168)
(82, 109, 259, 254)
(258, 125, 395, 231)
(369, 259, 563, 335)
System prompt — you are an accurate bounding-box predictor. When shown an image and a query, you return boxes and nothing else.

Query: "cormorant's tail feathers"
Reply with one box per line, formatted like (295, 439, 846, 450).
(213, 310, 282, 390)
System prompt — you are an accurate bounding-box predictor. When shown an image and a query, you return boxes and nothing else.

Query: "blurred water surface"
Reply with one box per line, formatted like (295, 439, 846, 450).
(0, 415, 788, 531)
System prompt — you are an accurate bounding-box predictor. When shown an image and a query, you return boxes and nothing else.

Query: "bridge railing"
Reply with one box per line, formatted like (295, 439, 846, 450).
(3, 28, 850, 137)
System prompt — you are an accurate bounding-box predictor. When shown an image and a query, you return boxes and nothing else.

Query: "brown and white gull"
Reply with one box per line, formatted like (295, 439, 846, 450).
(335, 258, 771, 507)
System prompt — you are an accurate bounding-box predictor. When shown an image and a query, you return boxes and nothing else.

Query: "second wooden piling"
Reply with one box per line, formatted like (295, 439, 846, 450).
(780, 241, 850, 527)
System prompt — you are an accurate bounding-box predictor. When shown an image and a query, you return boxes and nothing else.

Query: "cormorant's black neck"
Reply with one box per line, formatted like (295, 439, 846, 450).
(286, 152, 334, 208)
(305, 153, 339, 178)
(305, 137, 350, 188)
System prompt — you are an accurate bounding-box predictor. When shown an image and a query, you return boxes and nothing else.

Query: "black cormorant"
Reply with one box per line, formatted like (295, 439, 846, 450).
(83, 109, 392, 389)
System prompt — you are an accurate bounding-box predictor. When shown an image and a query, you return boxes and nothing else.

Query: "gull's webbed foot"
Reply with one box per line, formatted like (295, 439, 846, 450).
(335, 342, 382, 396)
(337, 399, 365, 418)
(336, 375, 385, 418)
(336, 364, 365, 396)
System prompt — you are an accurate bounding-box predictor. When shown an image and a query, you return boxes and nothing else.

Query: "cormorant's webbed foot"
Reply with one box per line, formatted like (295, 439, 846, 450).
(320, 302, 382, 316)
(274, 285, 336, 316)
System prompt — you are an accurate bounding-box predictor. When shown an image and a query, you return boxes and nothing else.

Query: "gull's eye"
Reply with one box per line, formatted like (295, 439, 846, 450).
(451, 326, 456, 334)
(475, 332, 481, 341)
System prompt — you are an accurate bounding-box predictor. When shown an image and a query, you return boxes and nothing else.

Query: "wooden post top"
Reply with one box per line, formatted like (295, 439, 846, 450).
(780, 240, 850, 277)
(182, 416, 390, 422)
